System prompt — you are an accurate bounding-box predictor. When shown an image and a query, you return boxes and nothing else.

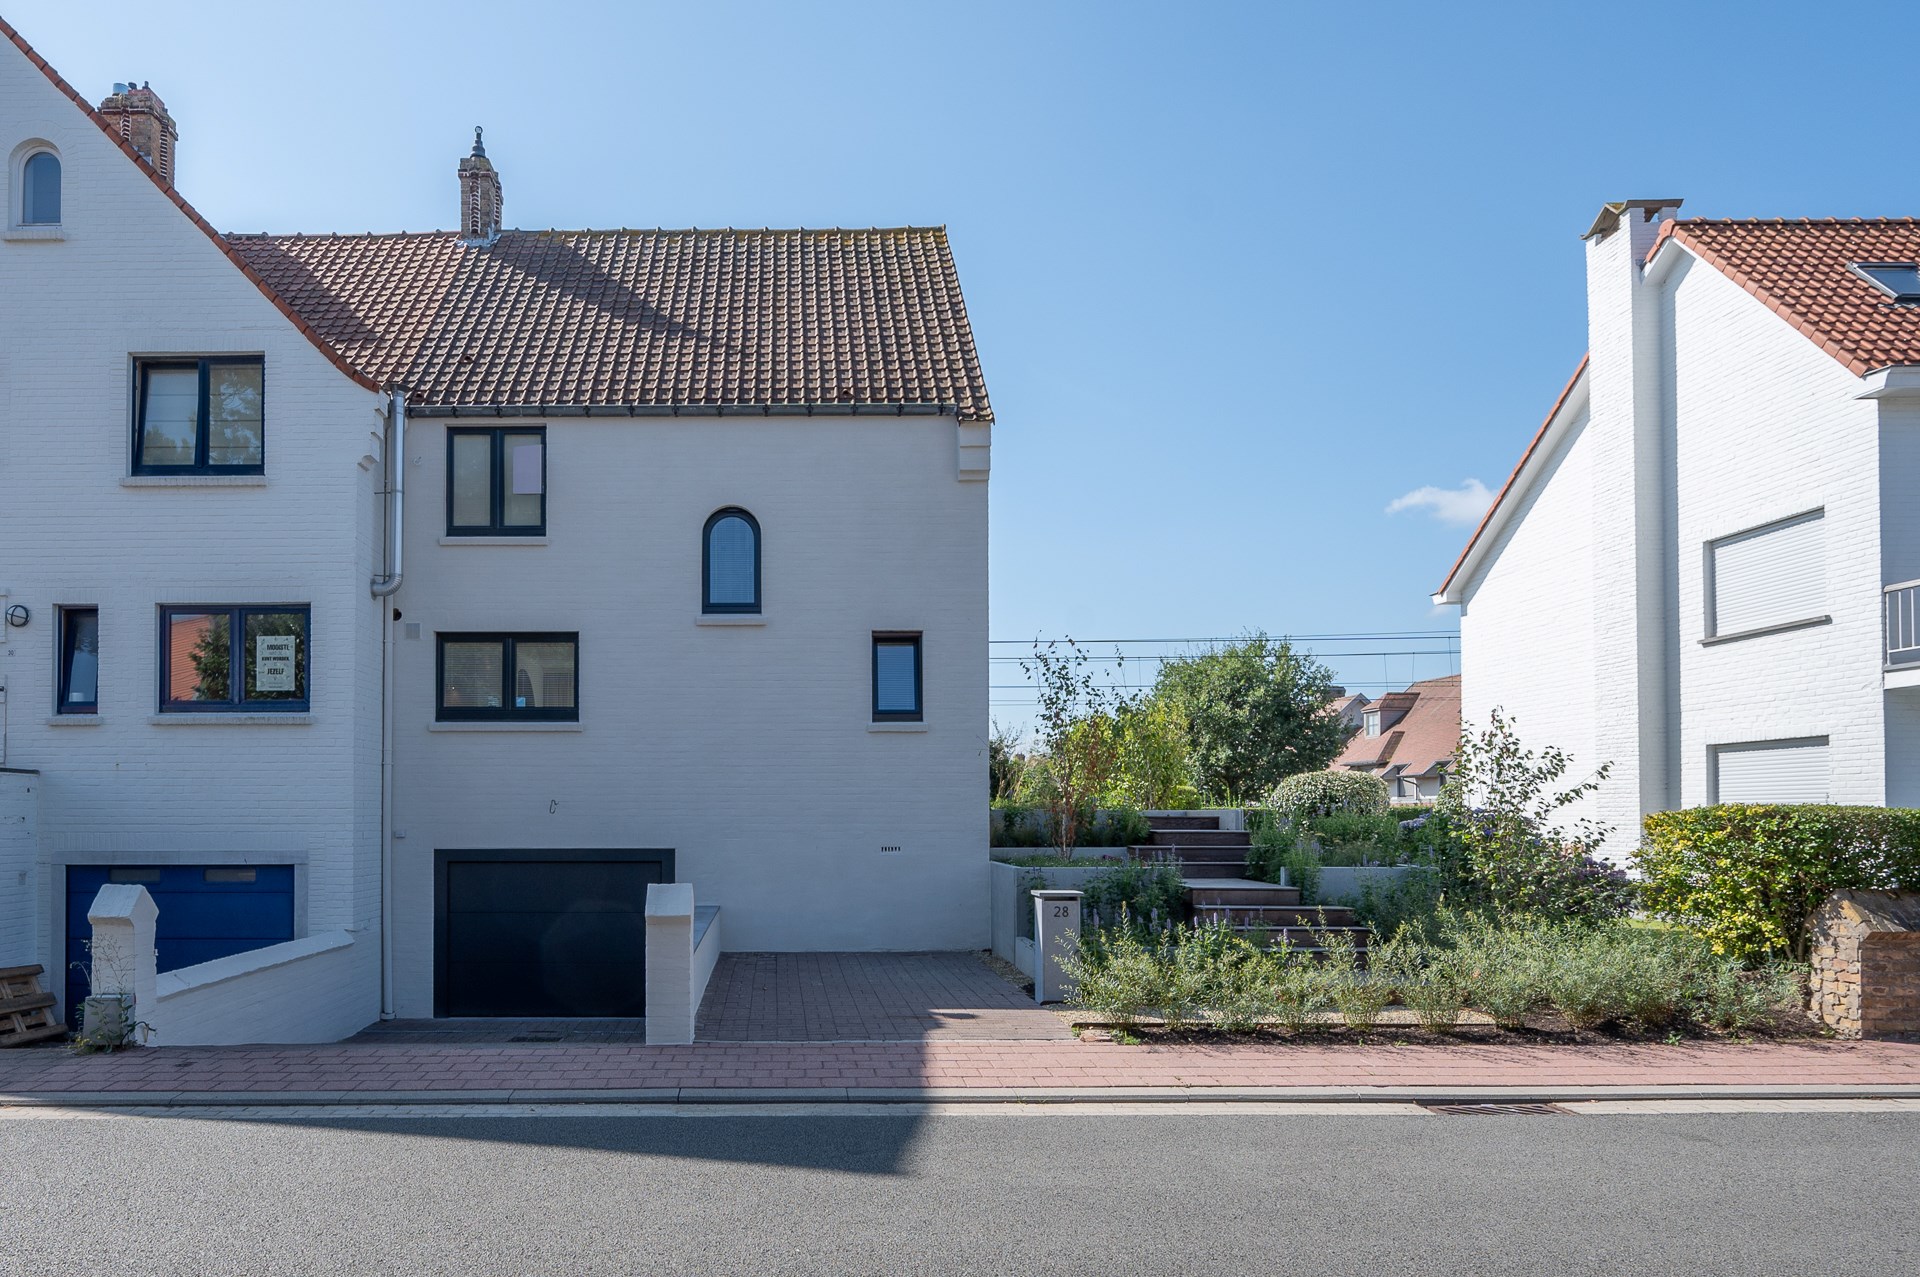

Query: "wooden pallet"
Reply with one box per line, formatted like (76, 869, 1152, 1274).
(0, 964, 68, 1047)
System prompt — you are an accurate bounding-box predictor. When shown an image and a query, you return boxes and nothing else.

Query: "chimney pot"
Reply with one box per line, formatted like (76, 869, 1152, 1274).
(457, 127, 502, 246)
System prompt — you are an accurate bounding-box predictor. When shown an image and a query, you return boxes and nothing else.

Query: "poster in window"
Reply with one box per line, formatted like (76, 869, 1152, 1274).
(256, 634, 298, 692)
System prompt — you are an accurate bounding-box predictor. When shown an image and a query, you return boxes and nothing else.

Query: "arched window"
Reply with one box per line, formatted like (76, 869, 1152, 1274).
(22, 150, 60, 225)
(703, 508, 761, 613)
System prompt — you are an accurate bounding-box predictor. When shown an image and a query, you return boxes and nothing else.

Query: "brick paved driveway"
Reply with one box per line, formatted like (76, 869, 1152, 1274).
(695, 952, 1073, 1041)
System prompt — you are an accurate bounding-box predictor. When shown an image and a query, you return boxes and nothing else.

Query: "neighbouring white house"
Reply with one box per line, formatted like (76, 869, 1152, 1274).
(0, 19, 992, 1040)
(1434, 198, 1920, 855)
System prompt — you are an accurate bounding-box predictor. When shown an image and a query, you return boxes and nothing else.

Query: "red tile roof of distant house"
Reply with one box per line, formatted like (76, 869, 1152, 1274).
(1331, 674, 1460, 779)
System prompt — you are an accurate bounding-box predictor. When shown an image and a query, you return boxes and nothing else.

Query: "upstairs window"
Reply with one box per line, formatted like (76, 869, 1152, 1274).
(58, 607, 99, 714)
(447, 428, 545, 535)
(1852, 262, 1920, 303)
(1363, 709, 1381, 737)
(1706, 509, 1827, 641)
(134, 358, 264, 474)
(703, 508, 761, 613)
(872, 633, 923, 722)
(438, 633, 578, 721)
(160, 605, 309, 712)
(21, 150, 60, 225)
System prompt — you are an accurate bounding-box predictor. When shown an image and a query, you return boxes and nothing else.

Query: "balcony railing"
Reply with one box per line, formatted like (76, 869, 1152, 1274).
(1889, 580, 1920, 668)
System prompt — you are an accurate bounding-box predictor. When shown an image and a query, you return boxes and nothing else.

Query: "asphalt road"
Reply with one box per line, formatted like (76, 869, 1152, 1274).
(4, 1106, 1916, 1275)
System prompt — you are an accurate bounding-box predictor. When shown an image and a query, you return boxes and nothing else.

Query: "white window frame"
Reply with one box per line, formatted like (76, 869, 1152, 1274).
(7, 139, 64, 237)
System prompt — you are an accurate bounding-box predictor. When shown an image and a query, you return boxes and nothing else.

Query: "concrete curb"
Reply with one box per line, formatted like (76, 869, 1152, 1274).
(7, 1083, 1920, 1109)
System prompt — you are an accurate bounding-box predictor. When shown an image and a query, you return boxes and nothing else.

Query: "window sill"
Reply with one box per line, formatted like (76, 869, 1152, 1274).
(868, 721, 928, 733)
(121, 475, 269, 488)
(4, 226, 65, 241)
(46, 715, 102, 726)
(695, 614, 767, 626)
(427, 721, 583, 733)
(148, 712, 313, 725)
(438, 535, 549, 546)
(1699, 615, 1832, 647)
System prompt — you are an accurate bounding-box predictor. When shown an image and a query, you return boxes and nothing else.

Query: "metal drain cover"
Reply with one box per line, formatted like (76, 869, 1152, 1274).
(508, 1032, 565, 1043)
(1420, 1102, 1569, 1116)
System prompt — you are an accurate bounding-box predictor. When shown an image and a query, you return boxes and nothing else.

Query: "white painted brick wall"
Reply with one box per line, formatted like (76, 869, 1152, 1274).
(387, 413, 989, 1016)
(1460, 210, 1906, 858)
(0, 39, 384, 1024)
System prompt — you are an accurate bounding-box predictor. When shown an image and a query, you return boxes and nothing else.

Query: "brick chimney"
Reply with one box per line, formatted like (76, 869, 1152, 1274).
(98, 82, 178, 187)
(458, 127, 501, 246)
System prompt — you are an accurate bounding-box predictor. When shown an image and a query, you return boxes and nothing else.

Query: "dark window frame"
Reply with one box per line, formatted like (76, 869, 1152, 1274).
(702, 507, 762, 614)
(871, 632, 923, 722)
(436, 632, 580, 722)
(57, 606, 99, 715)
(132, 356, 266, 475)
(157, 604, 311, 713)
(445, 427, 547, 536)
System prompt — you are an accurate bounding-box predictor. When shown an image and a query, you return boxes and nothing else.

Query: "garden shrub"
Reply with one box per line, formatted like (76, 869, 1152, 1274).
(1345, 869, 1443, 939)
(1082, 860, 1188, 931)
(1374, 934, 1465, 1030)
(1636, 804, 1920, 963)
(1693, 961, 1807, 1033)
(1319, 933, 1394, 1030)
(1309, 810, 1407, 860)
(990, 802, 1151, 851)
(1268, 770, 1390, 827)
(1246, 814, 1322, 901)
(1061, 921, 1160, 1030)
(1445, 915, 1550, 1030)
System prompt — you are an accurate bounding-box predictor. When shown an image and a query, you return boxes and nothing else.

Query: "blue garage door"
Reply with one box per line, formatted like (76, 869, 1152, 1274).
(65, 865, 295, 1023)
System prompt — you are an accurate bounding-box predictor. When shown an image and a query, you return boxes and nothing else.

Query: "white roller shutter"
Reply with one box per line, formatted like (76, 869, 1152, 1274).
(1713, 738, 1830, 804)
(1709, 510, 1825, 637)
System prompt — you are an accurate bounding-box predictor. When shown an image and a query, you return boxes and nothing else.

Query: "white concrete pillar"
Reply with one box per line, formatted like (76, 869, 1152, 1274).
(1031, 889, 1082, 1005)
(86, 883, 158, 1023)
(644, 882, 695, 1045)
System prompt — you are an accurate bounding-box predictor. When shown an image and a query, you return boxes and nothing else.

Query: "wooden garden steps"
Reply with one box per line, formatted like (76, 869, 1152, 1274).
(0, 965, 67, 1047)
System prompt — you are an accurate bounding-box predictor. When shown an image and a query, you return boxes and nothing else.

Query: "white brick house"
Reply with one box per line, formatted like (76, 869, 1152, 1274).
(1434, 199, 1920, 854)
(1, 21, 992, 1038)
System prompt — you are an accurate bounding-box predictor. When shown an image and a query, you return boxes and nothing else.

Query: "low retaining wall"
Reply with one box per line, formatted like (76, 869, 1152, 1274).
(1319, 865, 1416, 906)
(1810, 890, 1920, 1039)
(990, 859, 1117, 968)
(85, 883, 373, 1046)
(645, 884, 723, 1045)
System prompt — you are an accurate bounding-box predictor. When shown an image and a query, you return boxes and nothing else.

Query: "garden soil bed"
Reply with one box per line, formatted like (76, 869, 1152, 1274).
(1073, 1008, 1823, 1047)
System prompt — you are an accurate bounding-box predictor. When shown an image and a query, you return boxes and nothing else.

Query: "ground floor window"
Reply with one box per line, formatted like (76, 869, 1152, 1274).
(58, 607, 99, 713)
(872, 632, 922, 722)
(1711, 736, 1830, 804)
(437, 633, 578, 720)
(159, 605, 308, 711)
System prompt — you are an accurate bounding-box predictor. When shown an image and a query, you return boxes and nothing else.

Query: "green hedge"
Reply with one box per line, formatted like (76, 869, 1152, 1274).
(1636, 805, 1920, 963)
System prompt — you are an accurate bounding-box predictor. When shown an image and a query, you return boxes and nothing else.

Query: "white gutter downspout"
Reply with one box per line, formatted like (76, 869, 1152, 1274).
(372, 387, 405, 1019)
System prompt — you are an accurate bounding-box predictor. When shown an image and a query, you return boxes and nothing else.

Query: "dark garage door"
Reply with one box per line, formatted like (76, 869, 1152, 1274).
(65, 864, 295, 1024)
(436, 849, 673, 1017)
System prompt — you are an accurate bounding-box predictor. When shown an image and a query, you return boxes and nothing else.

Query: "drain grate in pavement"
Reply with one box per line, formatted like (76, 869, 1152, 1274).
(1419, 1102, 1570, 1116)
(507, 1033, 565, 1043)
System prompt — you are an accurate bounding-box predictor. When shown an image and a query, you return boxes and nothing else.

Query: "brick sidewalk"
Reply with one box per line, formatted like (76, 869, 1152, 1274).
(4, 1038, 1919, 1100)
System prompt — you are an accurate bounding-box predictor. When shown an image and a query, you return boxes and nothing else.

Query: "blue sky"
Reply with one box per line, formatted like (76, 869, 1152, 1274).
(15, 0, 1920, 719)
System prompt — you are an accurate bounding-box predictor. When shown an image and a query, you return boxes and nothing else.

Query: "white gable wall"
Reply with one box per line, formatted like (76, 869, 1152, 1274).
(386, 413, 988, 1017)
(1665, 254, 1886, 807)
(1457, 397, 1604, 835)
(0, 38, 384, 1021)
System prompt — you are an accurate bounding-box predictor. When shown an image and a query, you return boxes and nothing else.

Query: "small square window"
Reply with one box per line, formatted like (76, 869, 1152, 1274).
(437, 633, 578, 721)
(159, 605, 308, 711)
(133, 358, 264, 474)
(58, 607, 99, 714)
(872, 633, 922, 722)
(446, 428, 545, 535)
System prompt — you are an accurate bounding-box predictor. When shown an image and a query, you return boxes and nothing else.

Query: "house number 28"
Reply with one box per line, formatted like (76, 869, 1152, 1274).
(1051, 905, 1070, 918)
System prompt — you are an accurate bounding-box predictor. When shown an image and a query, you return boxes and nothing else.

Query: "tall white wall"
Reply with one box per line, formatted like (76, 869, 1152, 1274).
(0, 39, 385, 1020)
(1458, 397, 1604, 833)
(387, 413, 988, 1016)
(1666, 257, 1886, 806)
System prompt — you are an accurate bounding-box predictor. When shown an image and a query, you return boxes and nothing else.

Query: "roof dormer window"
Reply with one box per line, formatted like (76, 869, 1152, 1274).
(1363, 709, 1381, 737)
(1851, 262, 1920, 303)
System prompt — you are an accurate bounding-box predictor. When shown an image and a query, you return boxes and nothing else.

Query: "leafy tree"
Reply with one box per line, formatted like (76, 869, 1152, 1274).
(988, 720, 1028, 800)
(1021, 639, 1127, 859)
(1105, 697, 1199, 811)
(1151, 633, 1346, 804)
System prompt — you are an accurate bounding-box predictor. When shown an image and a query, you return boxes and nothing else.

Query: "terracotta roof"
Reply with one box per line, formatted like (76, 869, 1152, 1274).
(1331, 674, 1459, 778)
(0, 18, 378, 392)
(226, 228, 993, 419)
(1655, 219, 1920, 377)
